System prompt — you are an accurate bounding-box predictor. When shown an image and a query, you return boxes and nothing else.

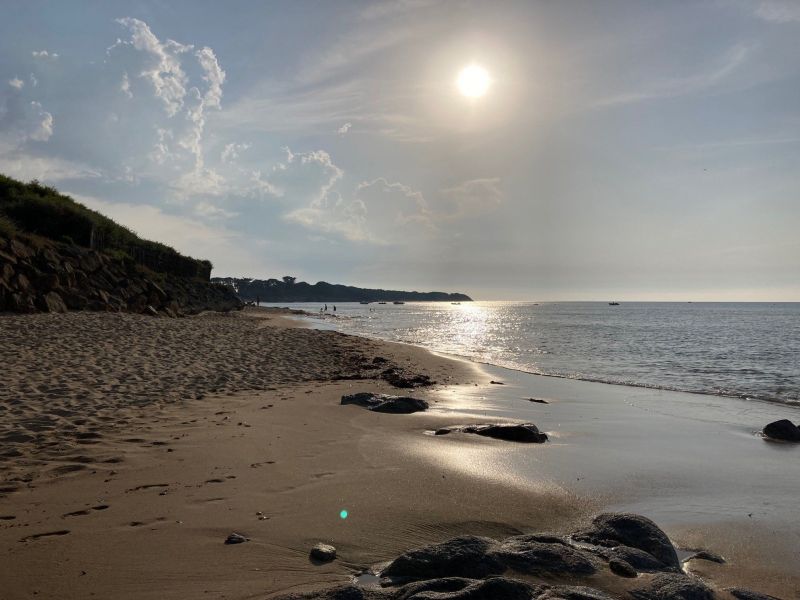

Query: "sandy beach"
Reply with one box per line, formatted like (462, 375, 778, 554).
(0, 308, 796, 599)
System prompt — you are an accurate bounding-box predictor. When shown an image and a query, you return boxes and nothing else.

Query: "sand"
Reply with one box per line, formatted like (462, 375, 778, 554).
(0, 308, 796, 599)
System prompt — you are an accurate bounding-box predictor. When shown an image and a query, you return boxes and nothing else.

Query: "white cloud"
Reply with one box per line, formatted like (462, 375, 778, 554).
(113, 17, 191, 117)
(27, 101, 53, 141)
(196, 46, 225, 109)
(753, 0, 800, 22)
(32, 50, 58, 59)
(0, 144, 101, 181)
(8, 78, 24, 90)
(120, 72, 133, 98)
(220, 142, 250, 163)
(29, 74, 38, 87)
(337, 122, 352, 135)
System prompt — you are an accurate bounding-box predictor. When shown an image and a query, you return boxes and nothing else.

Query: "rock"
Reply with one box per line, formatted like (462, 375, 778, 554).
(726, 588, 783, 600)
(341, 393, 429, 414)
(630, 573, 715, 600)
(606, 545, 671, 572)
(41, 291, 68, 313)
(489, 380, 504, 385)
(762, 419, 800, 442)
(573, 513, 680, 571)
(538, 586, 615, 600)
(462, 423, 548, 444)
(144, 305, 159, 317)
(434, 428, 451, 435)
(381, 535, 504, 580)
(609, 557, 637, 577)
(490, 534, 598, 576)
(684, 550, 725, 564)
(224, 532, 248, 545)
(381, 368, 433, 388)
(397, 577, 541, 600)
(310, 542, 337, 562)
(528, 398, 549, 404)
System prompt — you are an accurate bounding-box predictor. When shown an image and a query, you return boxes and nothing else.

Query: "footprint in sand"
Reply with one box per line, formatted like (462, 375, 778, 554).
(19, 530, 71, 542)
(125, 483, 169, 493)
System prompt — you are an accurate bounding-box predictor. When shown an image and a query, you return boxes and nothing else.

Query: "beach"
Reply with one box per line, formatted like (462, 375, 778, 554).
(0, 307, 797, 599)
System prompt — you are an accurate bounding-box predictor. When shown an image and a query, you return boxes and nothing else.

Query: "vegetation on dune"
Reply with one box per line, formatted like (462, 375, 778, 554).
(0, 174, 211, 279)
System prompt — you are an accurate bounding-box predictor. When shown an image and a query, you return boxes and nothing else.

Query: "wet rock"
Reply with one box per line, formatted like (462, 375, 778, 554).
(341, 393, 429, 414)
(490, 534, 598, 576)
(684, 550, 725, 564)
(310, 542, 337, 562)
(726, 588, 783, 600)
(224, 532, 248, 545)
(381, 535, 504, 580)
(462, 423, 548, 444)
(606, 545, 671, 572)
(573, 513, 680, 571)
(528, 398, 549, 404)
(397, 577, 541, 600)
(609, 557, 637, 577)
(434, 428, 451, 435)
(275, 585, 386, 600)
(489, 380, 504, 385)
(762, 419, 800, 442)
(629, 573, 715, 600)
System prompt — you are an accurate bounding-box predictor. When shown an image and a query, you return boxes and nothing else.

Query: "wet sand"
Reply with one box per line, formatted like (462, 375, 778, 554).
(0, 308, 797, 599)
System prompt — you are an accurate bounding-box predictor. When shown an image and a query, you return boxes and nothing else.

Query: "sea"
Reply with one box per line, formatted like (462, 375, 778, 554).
(264, 301, 799, 407)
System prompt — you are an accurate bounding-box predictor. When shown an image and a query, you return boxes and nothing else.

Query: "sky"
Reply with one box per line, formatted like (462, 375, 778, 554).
(0, 0, 798, 300)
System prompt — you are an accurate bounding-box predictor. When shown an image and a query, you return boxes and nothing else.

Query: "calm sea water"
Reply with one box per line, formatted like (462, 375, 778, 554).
(269, 302, 800, 406)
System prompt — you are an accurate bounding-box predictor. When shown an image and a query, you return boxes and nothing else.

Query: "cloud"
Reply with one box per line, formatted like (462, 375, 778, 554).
(220, 142, 250, 163)
(8, 78, 24, 90)
(753, 0, 800, 22)
(438, 178, 503, 218)
(32, 50, 58, 59)
(337, 122, 352, 135)
(112, 17, 191, 117)
(120, 72, 133, 98)
(26, 102, 53, 141)
(29, 74, 38, 87)
(0, 144, 101, 182)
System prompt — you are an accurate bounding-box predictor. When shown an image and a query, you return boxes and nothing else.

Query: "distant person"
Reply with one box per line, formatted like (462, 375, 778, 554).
(333, 305, 337, 312)
(256, 295, 260, 306)
(324, 304, 328, 311)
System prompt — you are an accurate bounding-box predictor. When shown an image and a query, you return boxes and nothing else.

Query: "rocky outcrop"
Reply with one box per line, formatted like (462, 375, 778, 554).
(0, 235, 242, 316)
(435, 423, 548, 443)
(762, 419, 800, 442)
(341, 393, 429, 414)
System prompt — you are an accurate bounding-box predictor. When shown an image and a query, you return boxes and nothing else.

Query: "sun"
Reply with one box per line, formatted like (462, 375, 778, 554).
(457, 64, 491, 98)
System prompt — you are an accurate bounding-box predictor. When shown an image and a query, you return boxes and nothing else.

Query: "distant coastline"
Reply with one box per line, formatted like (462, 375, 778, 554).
(212, 275, 472, 303)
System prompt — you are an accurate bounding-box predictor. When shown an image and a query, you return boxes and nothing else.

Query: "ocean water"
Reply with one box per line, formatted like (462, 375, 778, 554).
(269, 301, 800, 406)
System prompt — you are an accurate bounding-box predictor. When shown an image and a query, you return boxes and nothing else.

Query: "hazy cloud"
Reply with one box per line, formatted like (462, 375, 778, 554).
(337, 122, 352, 135)
(8, 78, 24, 90)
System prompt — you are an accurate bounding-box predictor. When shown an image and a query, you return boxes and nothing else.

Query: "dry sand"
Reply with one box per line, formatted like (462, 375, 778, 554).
(0, 308, 794, 599)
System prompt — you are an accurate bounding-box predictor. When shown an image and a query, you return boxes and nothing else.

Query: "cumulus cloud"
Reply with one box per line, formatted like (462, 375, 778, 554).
(8, 78, 24, 90)
(27, 102, 54, 141)
(120, 72, 133, 98)
(220, 142, 250, 163)
(337, 122, 352, 135)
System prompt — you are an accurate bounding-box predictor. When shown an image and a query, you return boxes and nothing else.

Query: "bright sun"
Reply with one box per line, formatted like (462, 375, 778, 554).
(457, 64, 491, 98)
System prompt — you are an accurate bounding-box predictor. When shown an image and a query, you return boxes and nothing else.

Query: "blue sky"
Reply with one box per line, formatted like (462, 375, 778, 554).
(0, 0, 798, 300)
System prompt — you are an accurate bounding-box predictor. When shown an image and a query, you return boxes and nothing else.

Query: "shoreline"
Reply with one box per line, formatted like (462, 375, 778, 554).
(0, 308, 797, 599)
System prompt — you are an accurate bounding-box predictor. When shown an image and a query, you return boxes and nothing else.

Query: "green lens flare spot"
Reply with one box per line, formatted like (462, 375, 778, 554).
(340, 510, 348, 519)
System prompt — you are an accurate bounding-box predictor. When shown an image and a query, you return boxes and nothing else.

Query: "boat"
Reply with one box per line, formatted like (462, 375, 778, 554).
(608, 302, 620, 306)
(393, 301, 405, 305)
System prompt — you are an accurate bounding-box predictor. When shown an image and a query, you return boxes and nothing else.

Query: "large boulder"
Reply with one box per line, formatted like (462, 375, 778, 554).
(381, 536, 504, 580)
(490, 534, 598, 576)
(462, 423, 548, 444)
(573, 513, 680, 571)
(762, 419, 800, 442)
(397, 577, 541, 600)
(629, 573, 715, 600)
(40, 291, 68, 313)
(341, 393, 429, 414)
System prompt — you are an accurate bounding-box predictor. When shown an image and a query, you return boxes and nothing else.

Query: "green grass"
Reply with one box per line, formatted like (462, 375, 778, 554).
(0, 174, 212, 279)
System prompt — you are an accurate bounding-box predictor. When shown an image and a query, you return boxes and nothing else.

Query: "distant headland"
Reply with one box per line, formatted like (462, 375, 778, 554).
(212, 276, 472, 303)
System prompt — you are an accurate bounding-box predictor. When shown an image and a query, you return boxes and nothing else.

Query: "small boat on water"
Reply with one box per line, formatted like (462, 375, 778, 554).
(608, 301, 620, 306)
(393, 301, 405, 305)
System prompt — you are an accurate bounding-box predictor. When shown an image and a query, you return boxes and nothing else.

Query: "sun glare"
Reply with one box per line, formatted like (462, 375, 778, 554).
(457, 64, 490, 98)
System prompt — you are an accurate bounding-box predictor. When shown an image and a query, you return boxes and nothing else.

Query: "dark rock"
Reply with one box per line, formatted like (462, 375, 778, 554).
(341, 393, 429, 414)
(489, 381, 504, 385)
(490, 534, 598, 576)
(684, 550, 725, 564)
(224, 532, 248, 545)
(310, 542, 337, 562)
(397, 577, 541, 600)
(462, 423, 548, 444)
(573, 513, 680, 570)
(273, 584, 386, 600)
(726, 587, 783, 600)
(41, 291, 68, 313)
(528, 398, 549, 404)
(381, 535, 504, 580)
(538, 586, 615, 600)
(762, 419, 800, 442)
(630, 573, 715, 600)
(434, 428, 451, 435)
(606, 545, 671, 572)
(381, 368, 433, 388)
(609, 558, 637, 577)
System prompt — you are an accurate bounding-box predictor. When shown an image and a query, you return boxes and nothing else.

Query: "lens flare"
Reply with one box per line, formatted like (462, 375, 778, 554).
(340, 509, 348, 519)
